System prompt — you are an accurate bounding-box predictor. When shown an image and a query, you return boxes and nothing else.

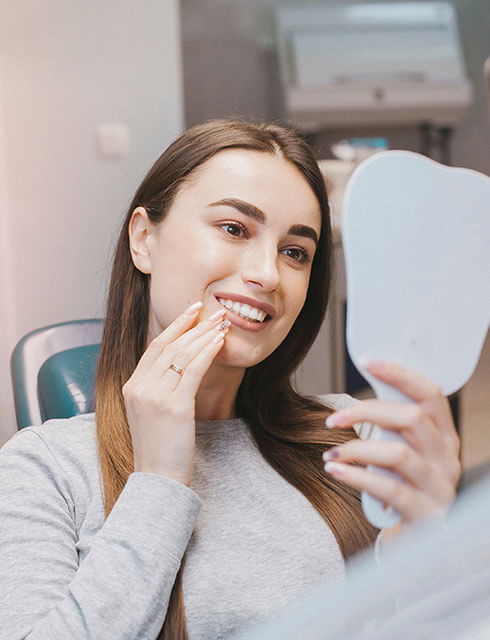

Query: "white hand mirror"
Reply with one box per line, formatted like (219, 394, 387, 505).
(342, 151, 490, 528)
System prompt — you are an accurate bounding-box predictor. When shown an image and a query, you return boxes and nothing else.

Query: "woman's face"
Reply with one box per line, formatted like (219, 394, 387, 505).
(129, 148, 322, 369)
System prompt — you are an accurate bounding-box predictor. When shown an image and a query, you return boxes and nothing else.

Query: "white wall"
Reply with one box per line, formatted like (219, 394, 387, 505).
(0, 1, 184, 444)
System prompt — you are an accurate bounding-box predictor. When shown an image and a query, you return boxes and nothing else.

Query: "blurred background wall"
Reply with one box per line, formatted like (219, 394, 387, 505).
(0, 0, 183, 442)
(181, 0, 490, 174)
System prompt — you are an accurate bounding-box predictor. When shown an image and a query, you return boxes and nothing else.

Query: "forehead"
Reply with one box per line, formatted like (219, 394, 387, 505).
(174, 148, 322, 233)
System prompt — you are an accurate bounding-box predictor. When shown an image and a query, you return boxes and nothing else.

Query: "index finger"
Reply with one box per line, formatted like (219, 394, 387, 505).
(364, 359, 444, 403)
(363, 359, 457, 443)
(135, 301, 205, 374)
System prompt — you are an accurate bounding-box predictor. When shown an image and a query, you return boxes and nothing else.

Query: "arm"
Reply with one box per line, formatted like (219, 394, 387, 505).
(0, 301, 228, 639)
(0, 429, 200, 640)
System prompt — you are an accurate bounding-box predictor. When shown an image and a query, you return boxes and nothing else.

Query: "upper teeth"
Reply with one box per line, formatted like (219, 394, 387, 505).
(217, 298, 267, 323)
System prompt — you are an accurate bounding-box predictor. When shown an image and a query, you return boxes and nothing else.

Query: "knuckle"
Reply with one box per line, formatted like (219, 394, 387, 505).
(385, 479, 406, 505)
(149, 331, 168, 349)
(452, 434, 462, 456)
(393, 442, 411, 466)
(456, 433, 462, 453)
(162, 342, 177, 359)
(132, 388, 151, 408)
(164, 400, 189, 420)
(429, 382, 444, 398)
(408, 405, 425, 425)
(124, 382, 154, 408)
(452, 458, 462, 484)
(447, 481, 457, 502)
(122, 379, 135, 399)
(439, 480, 456, 506)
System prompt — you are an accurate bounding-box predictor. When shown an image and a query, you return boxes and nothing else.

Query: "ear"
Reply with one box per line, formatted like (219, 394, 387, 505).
(128, 207, 154, 274)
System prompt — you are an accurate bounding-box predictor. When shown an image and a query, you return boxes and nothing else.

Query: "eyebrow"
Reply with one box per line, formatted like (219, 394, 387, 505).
(207, 198, 319, 246)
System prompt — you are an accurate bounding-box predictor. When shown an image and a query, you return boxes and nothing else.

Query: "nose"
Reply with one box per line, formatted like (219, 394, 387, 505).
(241, 242, 280, 292)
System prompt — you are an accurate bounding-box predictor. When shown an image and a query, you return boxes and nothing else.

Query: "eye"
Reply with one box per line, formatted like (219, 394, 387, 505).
(220, 222, 248, 238)
(282, 246, 311, 264)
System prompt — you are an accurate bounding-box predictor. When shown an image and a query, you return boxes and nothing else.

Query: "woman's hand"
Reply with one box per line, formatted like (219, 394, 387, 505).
(122, 302, 229, 486)
(322, 360, 462, 528)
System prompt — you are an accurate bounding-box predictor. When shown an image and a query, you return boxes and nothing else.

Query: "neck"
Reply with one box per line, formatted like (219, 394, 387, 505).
(195, 362, 245, 421)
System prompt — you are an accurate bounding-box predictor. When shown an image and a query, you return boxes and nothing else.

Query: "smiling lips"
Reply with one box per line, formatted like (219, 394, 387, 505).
(217, 297, 267, 323)
(215, 295, 276, 330)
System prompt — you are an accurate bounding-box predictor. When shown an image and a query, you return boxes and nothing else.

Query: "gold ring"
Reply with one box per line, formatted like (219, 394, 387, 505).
(169, 363, 184, 376)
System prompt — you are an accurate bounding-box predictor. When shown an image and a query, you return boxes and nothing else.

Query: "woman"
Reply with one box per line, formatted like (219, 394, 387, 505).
(0, 120, 461, 639)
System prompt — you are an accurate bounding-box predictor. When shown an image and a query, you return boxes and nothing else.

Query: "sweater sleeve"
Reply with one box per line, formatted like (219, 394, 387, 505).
(0, 429, 201, 640)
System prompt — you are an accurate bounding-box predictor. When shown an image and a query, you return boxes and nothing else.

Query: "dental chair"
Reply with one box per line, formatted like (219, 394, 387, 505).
(11, 319, 104, 429)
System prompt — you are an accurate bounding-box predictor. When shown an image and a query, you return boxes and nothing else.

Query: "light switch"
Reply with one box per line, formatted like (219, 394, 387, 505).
(96, 123, 130, 159)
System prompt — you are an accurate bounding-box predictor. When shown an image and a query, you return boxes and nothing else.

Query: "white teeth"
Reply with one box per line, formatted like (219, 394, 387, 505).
(239, 304, 251, 319)
(217, 298, 268, 323)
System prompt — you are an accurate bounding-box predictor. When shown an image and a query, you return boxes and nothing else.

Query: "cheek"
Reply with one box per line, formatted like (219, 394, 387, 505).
(151, 240, 236, 306)
(286, 273, 311, 318)
(191, 240, 244, 287)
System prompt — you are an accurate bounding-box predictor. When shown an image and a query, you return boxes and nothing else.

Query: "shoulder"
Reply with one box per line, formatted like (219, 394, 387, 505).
(316, 393, 374, 440)
(2, 411, 97, 455)
(0, 413, 99, 487)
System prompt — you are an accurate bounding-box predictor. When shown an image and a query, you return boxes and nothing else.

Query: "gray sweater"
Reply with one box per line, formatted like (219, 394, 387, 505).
(0, 394, 370, 640)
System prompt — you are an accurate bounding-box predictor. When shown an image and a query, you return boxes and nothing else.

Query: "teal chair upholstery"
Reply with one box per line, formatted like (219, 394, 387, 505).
(11, 319, 104, 429)
(37, 343, 101, 423)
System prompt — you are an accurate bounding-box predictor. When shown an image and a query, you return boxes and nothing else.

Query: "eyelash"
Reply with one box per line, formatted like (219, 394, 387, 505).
(220, 221, 248, 238)
(281, 247, 311, 264)
(219, 222, 312, 265)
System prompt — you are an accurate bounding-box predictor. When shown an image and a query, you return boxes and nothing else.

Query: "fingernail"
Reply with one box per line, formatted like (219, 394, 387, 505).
(213, 331, 226, 343)
(324, 461, 346, 476)
(209, 309, 226, 321)
(322, 447, 340, 462)
(216, 319, 231, 331)
(326, 411, 349, 428)
(364, 358, 387, 373)
(358, 356, 371, 369)
(184, 301, 203, 315)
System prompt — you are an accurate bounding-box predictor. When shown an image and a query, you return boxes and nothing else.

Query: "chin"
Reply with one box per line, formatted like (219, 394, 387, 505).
(214, 340, 269, 369)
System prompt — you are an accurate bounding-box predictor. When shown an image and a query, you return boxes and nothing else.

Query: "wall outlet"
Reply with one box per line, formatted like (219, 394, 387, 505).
(96, 123, 129, 159)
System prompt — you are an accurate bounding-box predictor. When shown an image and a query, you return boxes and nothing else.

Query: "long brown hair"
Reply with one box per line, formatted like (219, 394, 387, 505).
(95, 119, 378, 639)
